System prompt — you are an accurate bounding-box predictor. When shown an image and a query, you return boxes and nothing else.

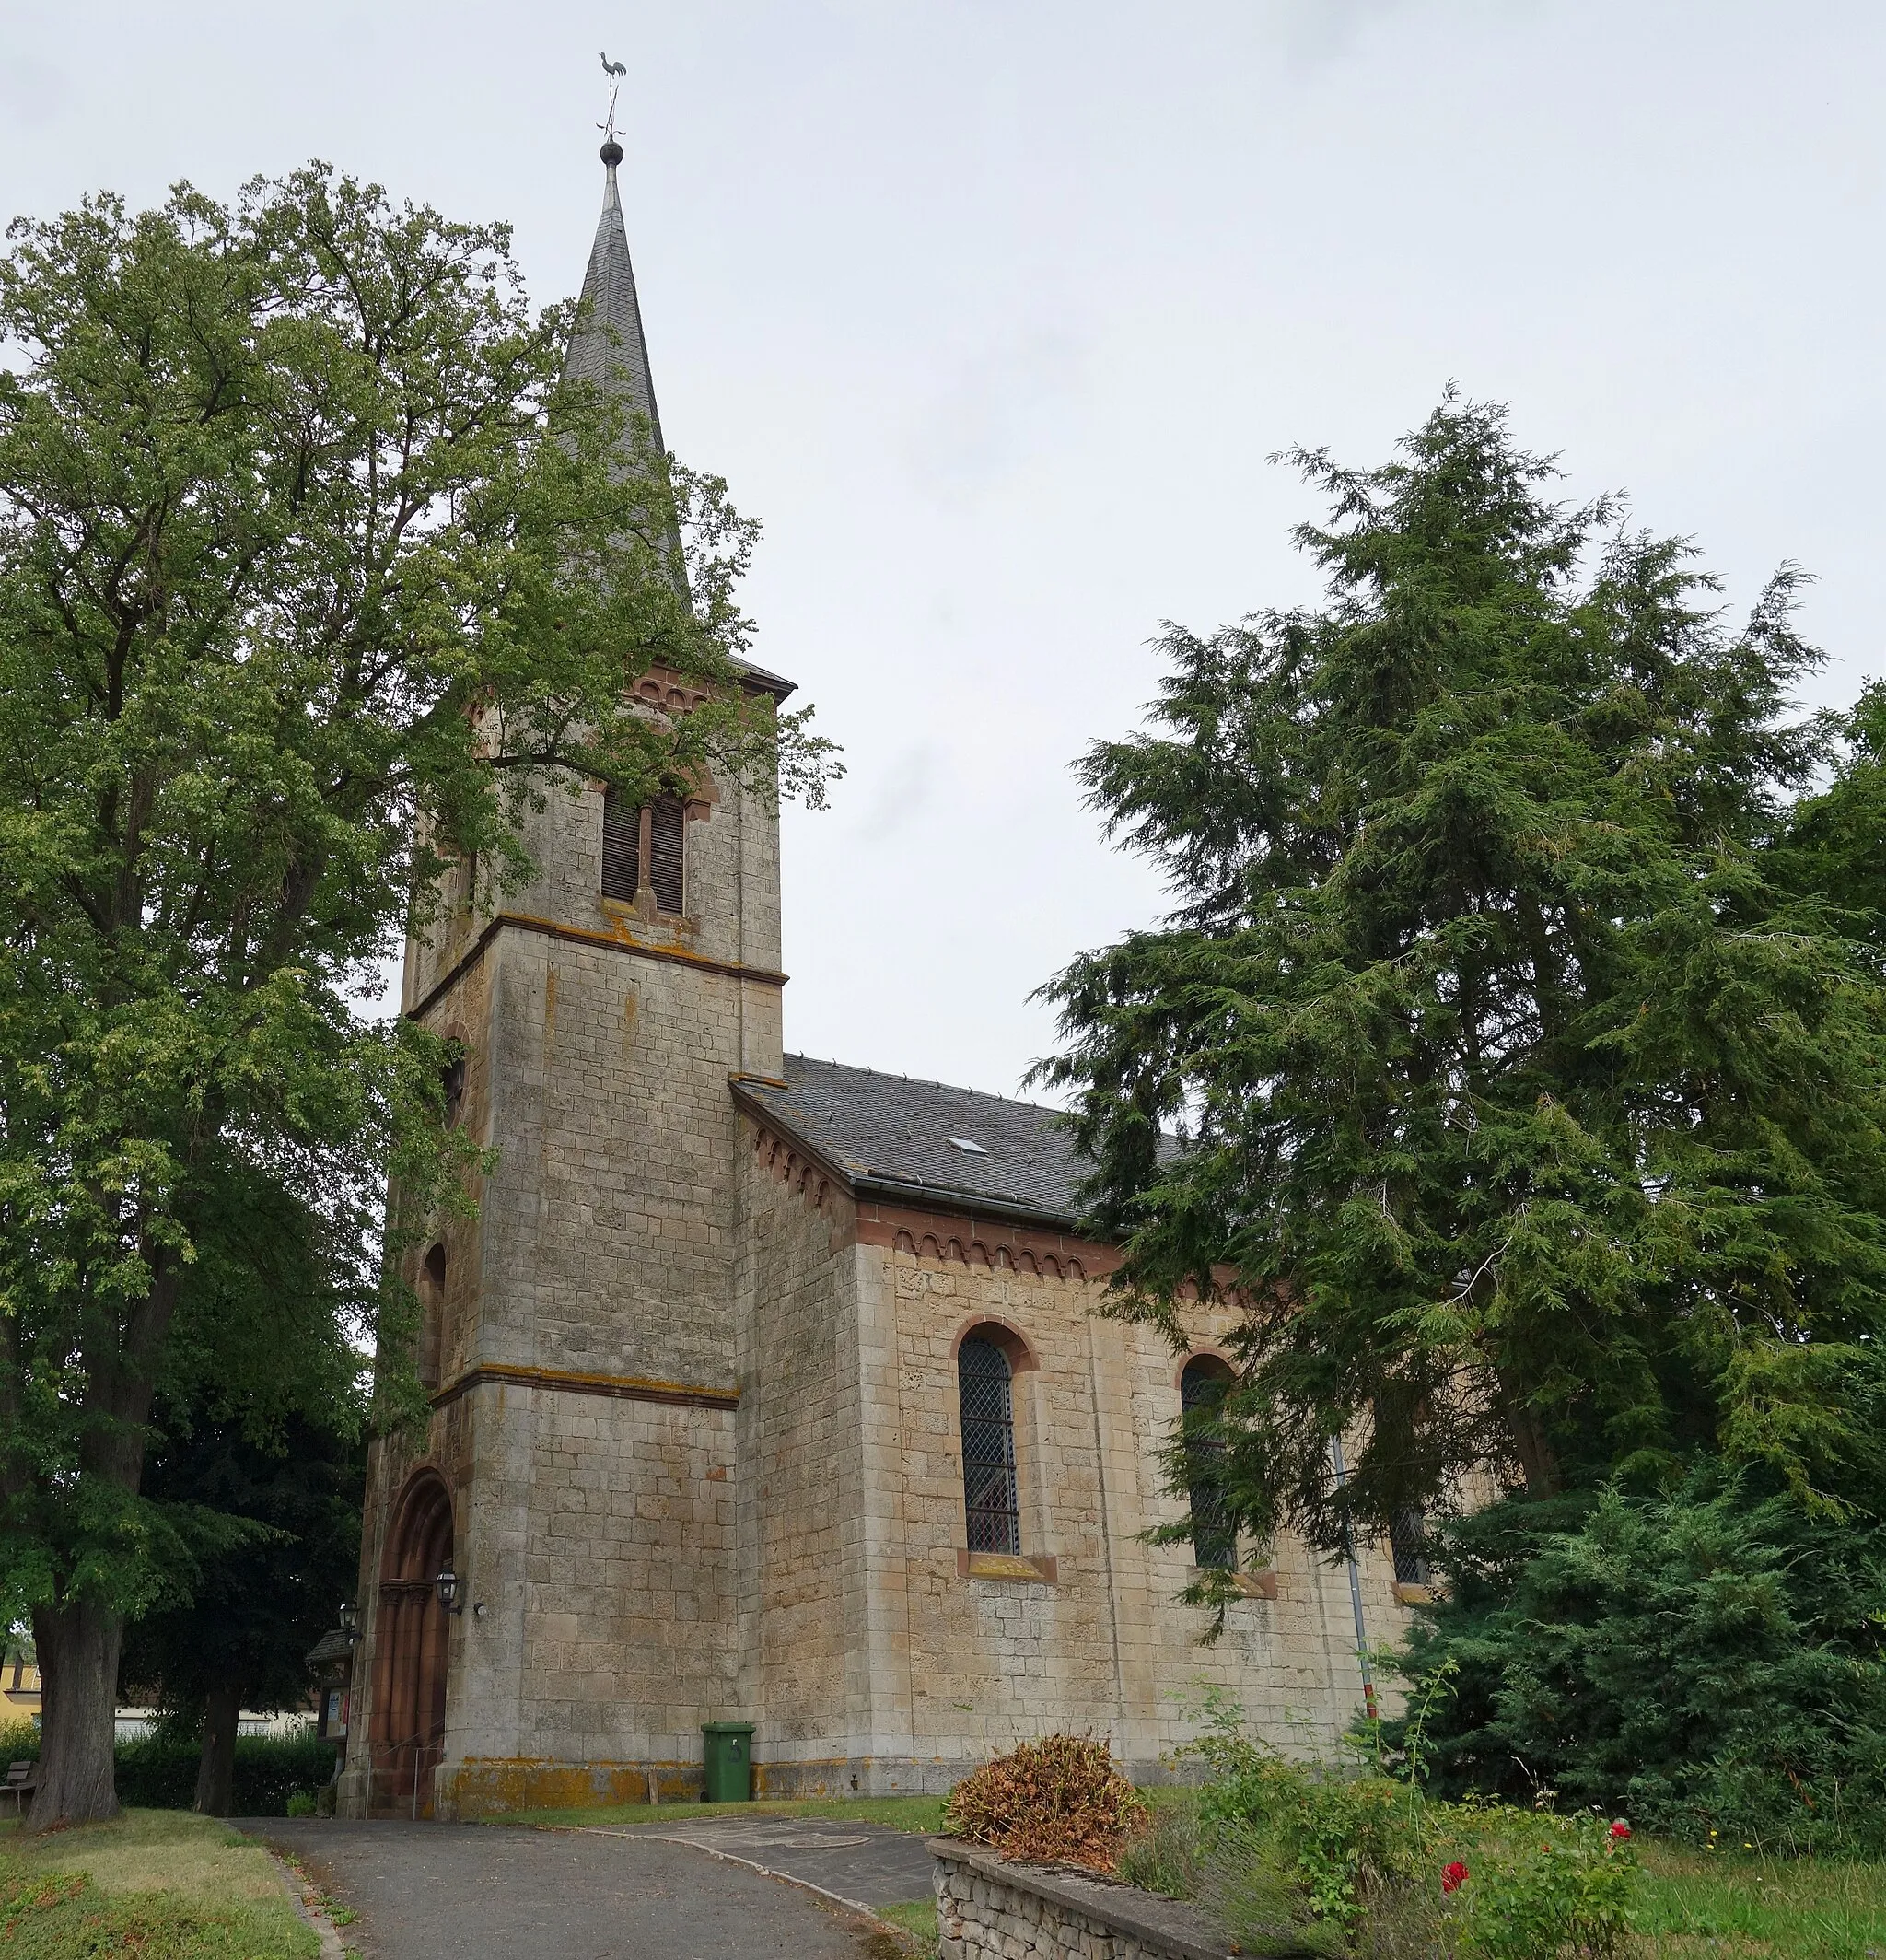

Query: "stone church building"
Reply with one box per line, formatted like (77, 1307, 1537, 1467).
(338, 142, 1421, 1821)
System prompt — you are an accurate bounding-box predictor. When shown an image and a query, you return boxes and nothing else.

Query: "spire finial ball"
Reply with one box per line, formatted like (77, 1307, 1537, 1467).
(600, 139, 623, 167)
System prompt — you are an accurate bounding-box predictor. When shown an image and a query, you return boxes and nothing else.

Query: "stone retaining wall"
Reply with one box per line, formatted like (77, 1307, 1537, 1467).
(927, 1839, 1232, 1960)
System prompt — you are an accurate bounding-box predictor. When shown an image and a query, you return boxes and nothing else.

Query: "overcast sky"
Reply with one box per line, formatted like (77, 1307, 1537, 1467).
(6, 2, 1881, 1100)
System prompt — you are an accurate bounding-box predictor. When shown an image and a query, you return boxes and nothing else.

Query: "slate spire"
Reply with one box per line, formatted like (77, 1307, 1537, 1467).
(564, 139, 668, 457)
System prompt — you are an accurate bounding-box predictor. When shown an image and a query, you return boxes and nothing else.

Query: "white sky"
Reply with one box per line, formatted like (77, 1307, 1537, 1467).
(6, 2, 1881, 1101)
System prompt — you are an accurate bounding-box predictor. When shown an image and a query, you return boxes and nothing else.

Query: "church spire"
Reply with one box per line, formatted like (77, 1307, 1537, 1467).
(563, 137, 668, 457)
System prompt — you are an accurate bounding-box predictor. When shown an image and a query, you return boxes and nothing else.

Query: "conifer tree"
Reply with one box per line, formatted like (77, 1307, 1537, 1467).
(1040, 397, 1886, 1580)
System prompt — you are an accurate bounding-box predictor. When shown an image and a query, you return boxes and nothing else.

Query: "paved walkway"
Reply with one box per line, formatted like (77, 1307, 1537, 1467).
(248, 1819, 904, 1960)
(608, 1814, 936, 1913)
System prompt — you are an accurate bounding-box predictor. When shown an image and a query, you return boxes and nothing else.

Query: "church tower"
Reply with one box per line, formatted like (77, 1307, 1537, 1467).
(341, 138, 792, 1817)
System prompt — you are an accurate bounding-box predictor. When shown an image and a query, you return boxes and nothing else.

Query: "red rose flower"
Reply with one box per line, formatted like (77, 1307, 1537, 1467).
(1609, 1821, 1632, 1841)
(1442, 1861, 1469, 1895)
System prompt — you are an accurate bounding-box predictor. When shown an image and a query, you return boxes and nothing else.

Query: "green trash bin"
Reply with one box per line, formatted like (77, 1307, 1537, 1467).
(701, 1721, 755, 1802)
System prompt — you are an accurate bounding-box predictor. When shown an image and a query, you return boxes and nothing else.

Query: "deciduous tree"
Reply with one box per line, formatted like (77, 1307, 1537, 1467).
(0, 166, 832, 1826)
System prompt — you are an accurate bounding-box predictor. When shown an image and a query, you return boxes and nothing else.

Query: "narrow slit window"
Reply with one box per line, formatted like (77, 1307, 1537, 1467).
(649, 794, 685, 914)
(601, 788, 640, 901)
(958, 1336, 1020, 1556)
(1180, 1356, 1237, 1570)
(418, 1242, 447, 1392)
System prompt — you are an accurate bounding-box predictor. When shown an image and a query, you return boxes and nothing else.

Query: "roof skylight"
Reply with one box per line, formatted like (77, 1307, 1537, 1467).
(946, 1136, 988, 1154)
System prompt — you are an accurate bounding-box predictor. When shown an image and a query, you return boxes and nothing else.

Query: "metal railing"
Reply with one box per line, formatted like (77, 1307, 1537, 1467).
(366, 1719, 448, 1820)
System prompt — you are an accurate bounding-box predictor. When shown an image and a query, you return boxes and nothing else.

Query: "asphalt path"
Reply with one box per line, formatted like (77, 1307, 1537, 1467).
(612, 1814, 937, 1911)
(248, 1818, 904, 1960)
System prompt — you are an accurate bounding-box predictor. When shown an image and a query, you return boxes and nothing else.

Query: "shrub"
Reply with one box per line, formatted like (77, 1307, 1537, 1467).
(944, 1734, 1145, 1873)
(1450, 1812, 1642, 1960)
(114, 1732, 335, 1815)
(1392, 1471, 1886, 1853)
(1117, 1800, 1204, 1899)
(1185, 1719, 1423, 1932)
(1144, 1694, 1645, 1960)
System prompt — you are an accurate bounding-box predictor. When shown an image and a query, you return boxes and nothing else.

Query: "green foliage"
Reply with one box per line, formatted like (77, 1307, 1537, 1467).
(1136, 1696, 1646, 1960)
(1117, 1799, 1206, 1900)
(111, 1732, 333, 1815)
(1038, 394, 1886, 1557)
(1390, 1473, 1886, 1852)
(1453, 1814, 1640, 1960)
(943, 1734, 1145, 1873)
(1188, 1733, 1421, 1930)
(0, 162, 835, 1814)
(119, 1406, 362, 1729)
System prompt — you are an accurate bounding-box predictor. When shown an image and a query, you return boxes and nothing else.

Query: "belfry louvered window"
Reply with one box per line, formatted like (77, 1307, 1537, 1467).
(958, 1336, 1020, 1555)
(648, 794, 685, 914)
(1180, 1356, 1236, 1571)
(600, 790, 687, 913)
(601, 788, 640, 901)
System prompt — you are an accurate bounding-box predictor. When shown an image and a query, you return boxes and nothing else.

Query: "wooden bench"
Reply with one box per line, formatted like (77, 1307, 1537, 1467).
(3, 1761, 36, 1818)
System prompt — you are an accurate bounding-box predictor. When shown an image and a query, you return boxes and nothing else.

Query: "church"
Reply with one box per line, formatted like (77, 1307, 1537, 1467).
(338, 139, 1421, 1822)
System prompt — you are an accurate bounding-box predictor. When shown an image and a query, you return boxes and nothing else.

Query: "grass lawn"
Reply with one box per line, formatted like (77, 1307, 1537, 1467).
(0, 1807, 315, 1960)
(1635, 1842, 1886, 1960)
(875, 1895, 938, 1954)
(499, 1791, 949, 1833)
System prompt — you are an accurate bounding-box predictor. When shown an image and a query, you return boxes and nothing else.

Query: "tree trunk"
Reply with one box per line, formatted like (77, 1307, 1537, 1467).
(29, 1600, 122, 1829)
(194, 1686, 241, 1816)
(1499, 1385, 1562, 1499)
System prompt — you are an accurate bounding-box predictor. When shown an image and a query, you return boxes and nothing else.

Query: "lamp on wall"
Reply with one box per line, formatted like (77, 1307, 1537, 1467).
(338, 1601, 359, 1644)
(435, 1565, 463, 1616)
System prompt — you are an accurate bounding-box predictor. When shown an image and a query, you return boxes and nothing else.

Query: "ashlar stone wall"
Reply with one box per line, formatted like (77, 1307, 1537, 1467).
(349, 727, 786, 1816)
(734, 1116, 866, 1786)
(733, 1192, 1427, 1794)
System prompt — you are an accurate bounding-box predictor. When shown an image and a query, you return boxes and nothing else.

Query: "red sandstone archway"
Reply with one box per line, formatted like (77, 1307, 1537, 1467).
(370, 1471, 454, 1816)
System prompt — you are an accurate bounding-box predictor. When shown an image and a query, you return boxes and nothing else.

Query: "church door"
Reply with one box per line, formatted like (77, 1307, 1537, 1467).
(369, 1473, 454, 1817)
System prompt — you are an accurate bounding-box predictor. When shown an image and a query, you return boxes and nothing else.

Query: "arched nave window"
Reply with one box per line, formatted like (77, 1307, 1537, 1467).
(958, 1336, 1020, 1556)
(1180, 1354, 1237, 1570)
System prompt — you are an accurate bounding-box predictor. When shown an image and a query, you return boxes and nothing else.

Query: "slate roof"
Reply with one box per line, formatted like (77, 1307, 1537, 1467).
(734, 1055, 1095, 1228)
(565, 149, 795, 702)
(566, 156, 668, 454)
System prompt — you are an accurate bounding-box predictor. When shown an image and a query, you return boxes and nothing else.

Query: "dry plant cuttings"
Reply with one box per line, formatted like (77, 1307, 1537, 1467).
(944, 1734, 1145, 1874)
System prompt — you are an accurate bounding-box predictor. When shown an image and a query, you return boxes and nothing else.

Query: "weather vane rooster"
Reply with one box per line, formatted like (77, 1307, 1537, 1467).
(599, 52, 627, 148)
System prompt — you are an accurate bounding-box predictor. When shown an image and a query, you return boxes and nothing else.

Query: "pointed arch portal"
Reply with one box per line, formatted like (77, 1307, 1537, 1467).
(370, 1471, 453, 1815)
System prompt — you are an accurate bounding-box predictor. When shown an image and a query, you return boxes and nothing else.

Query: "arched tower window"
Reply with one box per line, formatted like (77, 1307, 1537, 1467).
(958, 1336, 1019, 1555)
(1180, 1355, 1236, 1571)
(417, 1243, 446, 1391)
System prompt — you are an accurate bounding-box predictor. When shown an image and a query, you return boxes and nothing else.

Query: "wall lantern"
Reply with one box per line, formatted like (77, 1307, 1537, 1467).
(337, 1600, 360, 1643)
(436, 1565, 463, 1616)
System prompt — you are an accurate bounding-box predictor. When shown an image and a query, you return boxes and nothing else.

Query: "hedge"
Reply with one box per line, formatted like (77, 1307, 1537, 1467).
(0, 1727, 336, 1817)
